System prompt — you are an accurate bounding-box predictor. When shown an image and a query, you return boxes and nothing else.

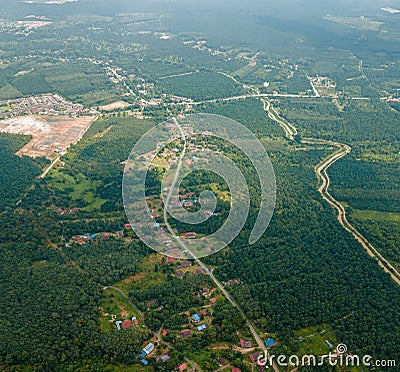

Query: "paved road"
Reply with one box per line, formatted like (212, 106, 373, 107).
(263, 98, 400, 287)
(306, 139, 400, 285)
(162, 115, 279, 372)
(262, 98, 297, 139)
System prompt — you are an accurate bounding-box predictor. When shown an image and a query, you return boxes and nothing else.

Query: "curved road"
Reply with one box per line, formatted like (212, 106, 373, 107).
(263, 98, 400, 286)
(103, 286, 146, 325)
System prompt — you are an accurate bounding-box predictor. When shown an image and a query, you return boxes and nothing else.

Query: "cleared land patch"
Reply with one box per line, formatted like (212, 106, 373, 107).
(99, 101, 130, 111)
(0, 115, 94, 158)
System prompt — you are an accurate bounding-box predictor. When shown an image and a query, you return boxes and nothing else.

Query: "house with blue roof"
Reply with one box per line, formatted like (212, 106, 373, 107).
(197, 324, 207, 331)
(191, 314, 201, 322)
(160, 354, 170, 362)
(266, 338, 276, 347)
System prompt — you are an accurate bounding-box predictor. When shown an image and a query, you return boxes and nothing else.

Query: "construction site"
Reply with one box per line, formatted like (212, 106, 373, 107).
(0, 115, 94, 158)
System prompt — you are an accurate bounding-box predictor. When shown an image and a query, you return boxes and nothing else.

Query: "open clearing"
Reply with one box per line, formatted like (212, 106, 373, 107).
(0, 115, 94, 158)
(99, 101, 130, 111)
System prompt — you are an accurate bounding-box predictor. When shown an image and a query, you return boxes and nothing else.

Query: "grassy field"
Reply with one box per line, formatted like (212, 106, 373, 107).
(116, 254, 168, 294)
(49, 168, 107, 211)
(99, 289, 144, 332)
(293, 324, 337, 356)
(352, 209, 400, 223)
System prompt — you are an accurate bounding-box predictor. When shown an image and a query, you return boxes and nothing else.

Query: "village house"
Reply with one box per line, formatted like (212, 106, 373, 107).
(240, 339, 252, 349)
(180, 329, 191, 338)
(249, 352, 261, 363)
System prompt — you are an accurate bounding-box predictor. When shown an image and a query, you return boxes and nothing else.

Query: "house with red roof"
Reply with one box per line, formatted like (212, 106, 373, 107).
(177, 363, 187, 371)
(249, 352, 261, 363)
(240, 339, 252, 349)
(180, 329, 191, 338)
(121, 319, 133, 329)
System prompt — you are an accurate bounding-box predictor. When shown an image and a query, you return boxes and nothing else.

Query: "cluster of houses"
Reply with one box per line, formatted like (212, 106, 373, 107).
(179, 312, 209, 338)
(224, 279, 241, 287)
(115, 316, 139, 331)
(70, 230, 124, 245)
(0, 94, 85, 120)
(179, 232, 197, 239)
(310, 76, 336, 89)
(139, 342, 155, 365)
(239, 339, 253, 349)
(66, 223, 137, 245)
(138, 98, 163, 109)
(163, 258, 207, 277)
(55, 207, 80, 215)
(191, 313, 207, 331)
(138, 342, 171, 366)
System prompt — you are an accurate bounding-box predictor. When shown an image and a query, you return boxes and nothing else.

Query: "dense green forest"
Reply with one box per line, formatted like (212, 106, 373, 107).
(0, 133, 47, 210)
(158, 72, 245, 101)
(329, 159, 400, 213)
(0, 1, 400, 370)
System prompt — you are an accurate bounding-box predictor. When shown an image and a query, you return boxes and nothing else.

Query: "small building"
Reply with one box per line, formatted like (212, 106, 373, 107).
(257, 364, 267, 372)
(193, 268, 205, 275)
(177, 363, 187, 371)
(121, 320, 132, 329)
(191, 314, 201, 322)
(162, 329, 168, 336)
(115, 320, 123, 331)
(232, 368, 242, 372)
(197, 324, 207, 331)
(146, 300, 156, 308)
(178, 261, 191, 269)
(249, 352, 261, 363)
(101, 232, 110, 240)
(217, 357, 226, 366)
(140, 359, 149, 366)
(141, 342, 155, 356)
(240, 339, 252, 349)
(265, 338, 276, 347)
(160, 354, 170, 362)
(210, 297, 217, 304)
(180, 329, 191, 338)
(175, 270, 184, 277)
